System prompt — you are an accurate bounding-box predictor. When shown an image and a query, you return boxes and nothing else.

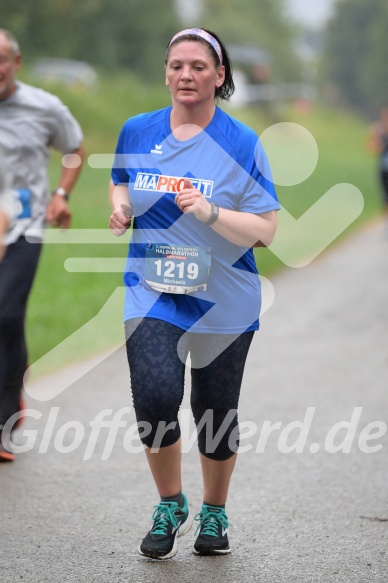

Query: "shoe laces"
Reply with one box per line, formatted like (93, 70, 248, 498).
(150, 502, 179, 536)
(194, 507, 231, 536)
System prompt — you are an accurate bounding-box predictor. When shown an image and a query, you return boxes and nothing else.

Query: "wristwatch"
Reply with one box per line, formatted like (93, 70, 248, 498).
(204, 203, 219, 226)
(52, 187, 69, 201)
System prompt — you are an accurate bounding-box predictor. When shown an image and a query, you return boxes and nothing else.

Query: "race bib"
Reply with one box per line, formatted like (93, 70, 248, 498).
(145, 243, 211, 294)
(15, 188, 32, 219)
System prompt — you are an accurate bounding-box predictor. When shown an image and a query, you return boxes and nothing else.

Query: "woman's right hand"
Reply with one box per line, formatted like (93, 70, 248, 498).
(109, 205, 132, 236)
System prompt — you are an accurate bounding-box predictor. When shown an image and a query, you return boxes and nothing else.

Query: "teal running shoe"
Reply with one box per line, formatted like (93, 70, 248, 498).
(193, 504, 232, 555)
(138, 493, 192, 559)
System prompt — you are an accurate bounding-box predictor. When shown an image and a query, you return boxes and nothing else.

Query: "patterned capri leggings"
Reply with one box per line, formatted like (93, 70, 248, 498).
(125, 317, 254, 461)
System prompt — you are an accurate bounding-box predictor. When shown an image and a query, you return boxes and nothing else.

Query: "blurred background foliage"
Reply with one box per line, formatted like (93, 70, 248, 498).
(0, 0, 179, 79)
(0, 0, 300, 81)
(1, 0, 387, 114)
(321, 0, 388, 115)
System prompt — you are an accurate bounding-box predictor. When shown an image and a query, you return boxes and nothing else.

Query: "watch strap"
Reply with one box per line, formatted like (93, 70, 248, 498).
(52, 187, 69, 201)
(204, 203, 219, 226)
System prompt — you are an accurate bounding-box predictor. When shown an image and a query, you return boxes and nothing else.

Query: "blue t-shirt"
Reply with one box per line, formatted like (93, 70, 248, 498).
(111, 105, 280, 333)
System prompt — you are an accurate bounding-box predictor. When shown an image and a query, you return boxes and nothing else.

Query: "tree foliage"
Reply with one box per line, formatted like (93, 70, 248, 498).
(322, 0, 388, 114)
(0, 0, 180, 80)
(201, 0, 301, 81)
(0, 0, 300, 82)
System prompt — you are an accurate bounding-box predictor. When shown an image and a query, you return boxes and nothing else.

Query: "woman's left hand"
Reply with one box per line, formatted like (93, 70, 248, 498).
(175, 178, 212, 223)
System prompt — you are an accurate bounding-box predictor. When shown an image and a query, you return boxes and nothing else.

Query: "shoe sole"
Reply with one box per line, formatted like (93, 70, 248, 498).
(138, 538, 178, 560)
(138, 509, 193, 560)
(0, 433, 15, 462)
(193, 547, 231, 556)
(0, 450, 15, 462)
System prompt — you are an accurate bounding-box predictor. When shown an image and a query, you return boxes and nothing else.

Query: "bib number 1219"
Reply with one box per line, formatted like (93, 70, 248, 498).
(154, 259, 199, 280)
(145, 243, 211, 294)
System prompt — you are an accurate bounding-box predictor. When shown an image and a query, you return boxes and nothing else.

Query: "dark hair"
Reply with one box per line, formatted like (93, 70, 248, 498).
(166, 28, 235, 101)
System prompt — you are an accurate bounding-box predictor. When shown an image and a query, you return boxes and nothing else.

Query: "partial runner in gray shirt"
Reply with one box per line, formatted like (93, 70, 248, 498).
(0, 151, 16, 226)
(0, 80, 83, 244)
(0, 151, 15, 259)
(0, 28, 85, 461)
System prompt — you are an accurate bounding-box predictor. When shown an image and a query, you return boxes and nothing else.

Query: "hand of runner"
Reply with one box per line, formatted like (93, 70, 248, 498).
(175, 178, 212, 223)
(46, 195, 72, 229)
(109, 205, 132, 236)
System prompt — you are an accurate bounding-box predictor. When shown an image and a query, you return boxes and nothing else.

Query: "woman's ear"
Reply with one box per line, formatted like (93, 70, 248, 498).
(215, 65, 225, 88)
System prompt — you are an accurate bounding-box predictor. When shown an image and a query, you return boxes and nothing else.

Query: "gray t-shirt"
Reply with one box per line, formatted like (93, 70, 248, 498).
(0, 151, 16, 226)
(0, 81, 83, 244)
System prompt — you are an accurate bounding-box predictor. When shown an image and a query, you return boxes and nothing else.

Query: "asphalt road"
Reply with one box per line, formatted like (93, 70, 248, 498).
(1, 221, 387, 583)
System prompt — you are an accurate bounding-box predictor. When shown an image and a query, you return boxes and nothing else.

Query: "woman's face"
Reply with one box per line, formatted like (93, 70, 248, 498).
(165, 40, 225, 108)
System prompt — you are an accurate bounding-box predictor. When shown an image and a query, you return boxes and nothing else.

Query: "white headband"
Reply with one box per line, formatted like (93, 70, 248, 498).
(168, 28, 223, 65)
